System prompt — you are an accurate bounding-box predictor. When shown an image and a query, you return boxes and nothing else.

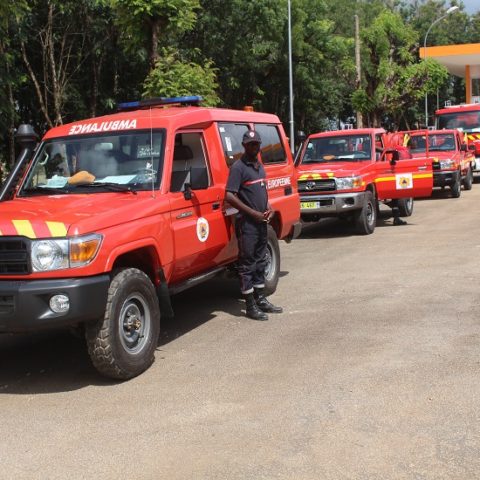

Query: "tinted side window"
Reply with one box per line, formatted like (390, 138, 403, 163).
(218, 123, 250, 167)
(255, 124, 287, 164)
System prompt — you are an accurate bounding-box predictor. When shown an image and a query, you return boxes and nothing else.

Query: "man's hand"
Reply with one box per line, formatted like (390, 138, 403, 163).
(251, 210, 265, 223)
(263, 209, 273, 223)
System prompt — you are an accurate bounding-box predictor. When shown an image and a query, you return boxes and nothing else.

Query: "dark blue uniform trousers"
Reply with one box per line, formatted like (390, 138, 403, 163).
(235, 216, 267, 294)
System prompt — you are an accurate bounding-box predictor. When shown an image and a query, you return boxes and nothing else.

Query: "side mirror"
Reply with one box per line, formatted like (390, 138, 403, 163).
(296, 130, 307, 143)
(468, 144, 476, 151)
(182, 167, 209, 200)
(183, 183, 193, 200)
(460, 144, 467, 152)
(190, 167, 209, 189)
(294, 131, 307, 165)
(389, 150, 399, 166)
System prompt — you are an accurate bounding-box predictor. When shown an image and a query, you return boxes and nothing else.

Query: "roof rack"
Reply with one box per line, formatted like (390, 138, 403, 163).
(117, 95, 203, 112)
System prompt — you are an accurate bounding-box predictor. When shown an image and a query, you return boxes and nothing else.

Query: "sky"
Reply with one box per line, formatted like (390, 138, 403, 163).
(462, 0, 479, 15)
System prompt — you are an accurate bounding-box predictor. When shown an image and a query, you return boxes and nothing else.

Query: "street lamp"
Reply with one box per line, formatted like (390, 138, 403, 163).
(288, 0, 294, 153)
(424, 6, 459, 127)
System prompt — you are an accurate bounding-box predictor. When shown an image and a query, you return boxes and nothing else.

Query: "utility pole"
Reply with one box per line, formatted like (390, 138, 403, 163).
(288, 0, 294, 153)
(354, 13, 363, 128)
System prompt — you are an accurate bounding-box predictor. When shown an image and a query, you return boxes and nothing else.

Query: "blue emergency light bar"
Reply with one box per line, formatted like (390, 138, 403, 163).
(117, 95, 203, 111)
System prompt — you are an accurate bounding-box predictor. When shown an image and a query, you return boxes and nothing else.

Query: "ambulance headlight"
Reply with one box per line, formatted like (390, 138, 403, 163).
(31, 240, 69, 271)
(31, 234, 102, 272)
(336, 176, 363, 190)
(439, 159, 455, 169)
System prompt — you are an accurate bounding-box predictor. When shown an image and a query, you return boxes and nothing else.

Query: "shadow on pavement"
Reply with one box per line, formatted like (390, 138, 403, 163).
(0, 272, 291, 394)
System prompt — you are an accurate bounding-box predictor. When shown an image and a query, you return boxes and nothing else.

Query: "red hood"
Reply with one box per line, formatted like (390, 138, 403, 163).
(296, 161, 371, 179)
(410, 151, 456, 160)
(0, 192, 169, 238)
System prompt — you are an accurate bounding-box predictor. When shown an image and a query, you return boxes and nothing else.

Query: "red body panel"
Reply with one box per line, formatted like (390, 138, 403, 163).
(296, 128, 433, 203)
(0, 105, 300, 288)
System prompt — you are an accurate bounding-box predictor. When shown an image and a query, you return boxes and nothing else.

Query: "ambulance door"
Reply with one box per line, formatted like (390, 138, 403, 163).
(374, 152, 433, 200)
(168, 131, 232, 282)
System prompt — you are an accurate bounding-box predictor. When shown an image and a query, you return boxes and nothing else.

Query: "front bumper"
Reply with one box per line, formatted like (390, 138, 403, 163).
(433, 171, 459, 188)
(300, 192, 366, 216)
(0, 275, 110, 332)
(284, 221, 302, 243)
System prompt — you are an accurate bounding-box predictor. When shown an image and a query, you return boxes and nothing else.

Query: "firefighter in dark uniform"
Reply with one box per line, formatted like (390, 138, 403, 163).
(225, 130, 283, 321)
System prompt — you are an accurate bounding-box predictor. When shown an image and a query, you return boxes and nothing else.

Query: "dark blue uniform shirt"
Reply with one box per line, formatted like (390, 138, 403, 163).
(226, 154, 268, 214)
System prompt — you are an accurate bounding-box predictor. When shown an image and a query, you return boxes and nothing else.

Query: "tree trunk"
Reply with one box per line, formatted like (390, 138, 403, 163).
(20, 41, 54, 129)
(149, 18, 162, 70)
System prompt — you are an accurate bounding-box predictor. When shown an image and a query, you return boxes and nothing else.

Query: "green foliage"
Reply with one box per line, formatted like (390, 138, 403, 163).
(1, 0, 480, 171)
(355, 8, 451, 127)
(109, 0, 200, 67)
(142, 48, 220, 106)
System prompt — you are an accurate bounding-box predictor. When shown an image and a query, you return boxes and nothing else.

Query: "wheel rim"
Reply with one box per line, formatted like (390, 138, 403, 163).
(366, 201, 375, 227)
(406, 198, 413, 211)
(119, 293, 151, 355)
(264, 242, 276, 282)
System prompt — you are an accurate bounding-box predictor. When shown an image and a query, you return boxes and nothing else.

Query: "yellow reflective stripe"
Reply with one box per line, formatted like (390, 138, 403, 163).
(375, 173, 432, 183)
(12, 220, 36, 238)
(46, 221, 67, 237)
(413, 173, 433, 179)
(326, 172, 334, 177)
(375, 176, 395, 183)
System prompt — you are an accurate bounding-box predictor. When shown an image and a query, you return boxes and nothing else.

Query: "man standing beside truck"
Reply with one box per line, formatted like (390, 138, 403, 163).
(225, 130, 283, 321)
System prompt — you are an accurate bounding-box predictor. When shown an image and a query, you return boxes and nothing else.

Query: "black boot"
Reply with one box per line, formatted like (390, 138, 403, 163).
(393, 216, 407, 226)
(244, 293, 268, 321)
(254, 288, 283, 314)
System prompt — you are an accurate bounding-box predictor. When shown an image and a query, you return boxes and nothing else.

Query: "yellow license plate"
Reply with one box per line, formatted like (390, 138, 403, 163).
(301, 201, 320, 209)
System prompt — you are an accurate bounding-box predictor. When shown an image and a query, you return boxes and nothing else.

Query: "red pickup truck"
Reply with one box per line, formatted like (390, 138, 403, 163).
(295, 128, 433, 234)
(0, 96, 301, 379)
(403, 129, 474, 198)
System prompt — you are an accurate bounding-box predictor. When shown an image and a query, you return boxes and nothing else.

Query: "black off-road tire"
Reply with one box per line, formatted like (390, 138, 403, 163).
(85, 268, 160, 380)
(355, 190, 377, 235)
(451, 172, 461, 198)
(264, 225, 280, 296)
(463, 165, 473, 191)
(397, 197, 414, 217)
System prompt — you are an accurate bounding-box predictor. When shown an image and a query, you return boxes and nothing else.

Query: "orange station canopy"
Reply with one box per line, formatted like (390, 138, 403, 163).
(419, 43, 480, 103)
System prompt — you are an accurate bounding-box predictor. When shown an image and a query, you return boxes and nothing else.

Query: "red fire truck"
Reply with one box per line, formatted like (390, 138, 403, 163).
(295, 128, 433, 234)
(0, 96, 301, 379)
(435, 103, 480, 170)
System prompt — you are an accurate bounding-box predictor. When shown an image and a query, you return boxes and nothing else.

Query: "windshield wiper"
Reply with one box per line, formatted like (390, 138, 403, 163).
(22, 186, 68, 195)
(68, 182, 138, 194)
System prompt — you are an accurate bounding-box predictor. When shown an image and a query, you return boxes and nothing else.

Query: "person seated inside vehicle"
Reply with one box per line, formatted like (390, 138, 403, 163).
(442, 136, 455, 150)
(75, 144, 119, 178)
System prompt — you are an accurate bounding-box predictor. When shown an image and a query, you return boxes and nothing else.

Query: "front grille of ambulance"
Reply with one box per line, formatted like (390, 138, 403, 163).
(298, 179, 336, 192)
(0, 239, 30, 274)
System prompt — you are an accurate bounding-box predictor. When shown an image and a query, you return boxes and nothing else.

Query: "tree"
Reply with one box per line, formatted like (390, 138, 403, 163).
(0, 0, 30, 173)
(143, 48, 220, 105)
(109, 0, 200, 70)
(352, 9, 448, 128)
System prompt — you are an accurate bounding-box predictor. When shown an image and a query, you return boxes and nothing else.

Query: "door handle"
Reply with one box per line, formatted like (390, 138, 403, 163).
(212, 202, 220, 210)
(418, 166, 427, 170)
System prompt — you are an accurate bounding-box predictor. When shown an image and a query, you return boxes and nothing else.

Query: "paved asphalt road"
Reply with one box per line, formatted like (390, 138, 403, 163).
(1, 184, 480, 480)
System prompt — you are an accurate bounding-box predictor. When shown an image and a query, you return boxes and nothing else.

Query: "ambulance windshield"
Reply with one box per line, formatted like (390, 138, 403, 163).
(301, 134, 372, 164)
(20, 130, 165, 195)
(408, 133, 456, 153)
(437, 111, 480, 132)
